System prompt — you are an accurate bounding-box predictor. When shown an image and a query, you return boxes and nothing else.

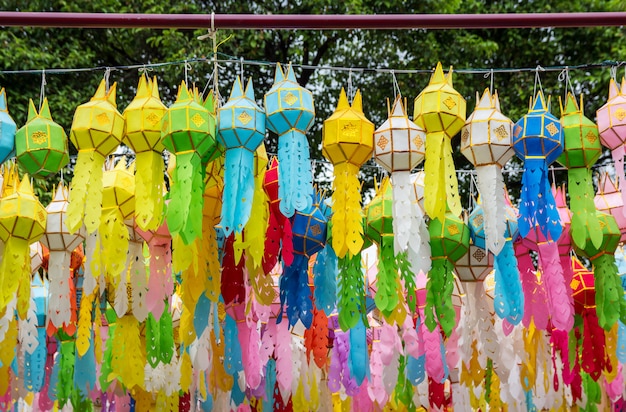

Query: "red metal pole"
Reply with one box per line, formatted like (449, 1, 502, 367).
(0, 12, 624, 30)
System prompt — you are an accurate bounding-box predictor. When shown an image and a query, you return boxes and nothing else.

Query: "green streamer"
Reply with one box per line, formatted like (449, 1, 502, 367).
(593, 254, 621, 330)
(398, 251, 416, 314)
(159, 309, 175, 363)
(337, 253, 366, 331)
(426, 259, 456, 336)
(99, 324, 115, 392)
(57, 341, 75, 408)
(569, 168, 602, 250)
(146, 313, 160, 367)
(375, 237, 399, 318)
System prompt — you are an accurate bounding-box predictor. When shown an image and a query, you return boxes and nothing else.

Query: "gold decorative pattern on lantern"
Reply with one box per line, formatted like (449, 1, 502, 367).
(599, 219, 607, 229)
(310, 224, 322, 236)
(514, 124, 523, 136)
(96, 112, 110, 126)
(585, 130, 598, 143)
(377, 135, 389, 150)
(447, 224, 460, 235)
(284, 92, 298, 106)
(238, 111, 253, 125)
(443, 97, 456, 109)
(546, 122, 559, 136)
(472, 214, 484, 227)
(615, 108, 626, 121)
(146, 112, 161, 126)
(161, 120, 169, 133)
(342, 122, 358, 138)
(461, 129, 469, 142)
(413, 135, 424, 149)
(494, 124, 509, 141)
(191, 113, 205, 127)
(31, 130, 48, 144)
(571, 279, 580, 290)
(472, 248, 486, 262)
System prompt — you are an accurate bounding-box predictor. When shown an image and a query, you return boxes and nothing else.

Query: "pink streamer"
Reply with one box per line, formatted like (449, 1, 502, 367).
(402, 315, 420, 359)
(146, 242, 172, 319)
(515, 241, 550, 329)
(274, 317, 292, 400)
(233, 303, 262, 391)
(259, 320, 276, 367)
(612, 146, 626, 218)
(417, 290, 446, 383)
(353, 378, 374, 411)
(367, 329, 388, 405)
(605, 364, 624, 403)
(537, 241, 574, 331)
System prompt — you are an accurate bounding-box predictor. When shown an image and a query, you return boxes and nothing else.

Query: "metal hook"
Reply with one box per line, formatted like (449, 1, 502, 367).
(39, 69, 46, 111)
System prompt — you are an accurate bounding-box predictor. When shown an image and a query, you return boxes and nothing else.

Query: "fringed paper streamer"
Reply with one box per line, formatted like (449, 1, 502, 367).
(516, 241, 550, 330)
(75, 290, 94, 357)
(313, 244, 337, 314)
(368, 328, 388, 405)
(68, 80, 124, 234)
(126, 239, 148, 322)
(134, 151, 165, 231)
(494, 239, 524, 324)
(221, 234, 245, 305)
(110, 315, 145, 390)
(141, 226, 172, 319)
(593, 254, 624, 330)
(244, 147, 269, 269)
(375, 239, 400, 319)
(279, 254, 313, 328)
(18, 295, 39, 356)
(618, 321, 626, 363)
(349, 316, 368, 386)
(274, 317, 292, 403)
(537, 240, 574, 331)
(264, 64, 315, 217)
(56, 339, 75, 408)
(337, 253, 366, 331)
(419, 309, 447, 384)
(473, 282, 500, 369)
(0, 237, 31, 315)
(0, 318, 16, 396)
(167, 152, 204, 244)
(24, 328, 46, 393)
(408, 174, 432, 276)
(425, 258, 455, 336)
(73, 329, 96, 399)
(568, 167, 603, 249)
(476, 165, 507, 253)
(414, 63, 465, 221)
(46, 251, 73, 331)
(604, 323, 619, 382)
(331, 162, 364, 258)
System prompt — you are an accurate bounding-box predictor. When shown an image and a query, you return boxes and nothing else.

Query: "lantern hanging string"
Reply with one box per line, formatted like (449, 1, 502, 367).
(38, 68, 46, 111)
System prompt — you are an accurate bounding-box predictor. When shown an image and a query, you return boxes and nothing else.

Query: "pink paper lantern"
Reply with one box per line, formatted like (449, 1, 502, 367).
(594, 172, 626, 242)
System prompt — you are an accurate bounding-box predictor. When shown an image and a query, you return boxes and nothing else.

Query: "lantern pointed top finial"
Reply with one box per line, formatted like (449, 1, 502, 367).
(229, 76, 245, 100)
(429, 62, 446, 85)
(336, 88, 350, 111)
(352, 89, 363, 113)
(608, 78, 620, 99)
(39, 97, 52, 120)
(244, 78, 255, 101)
(446, 66, 454, 87)
(176, 80, 192, 102)
(476, 88, 493, 109)
(18, 174, 35, 196)
(136, 75, 150, 98)
(390, 95, 406, 117)
(559, 92, 580, 116)
(285, 63, 298, 83)
(274, 62, 285, 83)
(0, 88, 7, 112)
(530, 90, 548, 112)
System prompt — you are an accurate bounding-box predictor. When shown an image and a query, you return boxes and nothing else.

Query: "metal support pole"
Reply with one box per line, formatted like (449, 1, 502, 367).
(0, 12, 625, 30)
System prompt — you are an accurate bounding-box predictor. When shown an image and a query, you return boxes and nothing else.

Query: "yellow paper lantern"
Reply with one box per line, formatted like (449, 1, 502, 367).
(123, 75, 167, 231)
(0, 175, 47, 318)
(322, 89, 374, 258)
(414, 62, 466, 221)
(67, 79, 125, 235)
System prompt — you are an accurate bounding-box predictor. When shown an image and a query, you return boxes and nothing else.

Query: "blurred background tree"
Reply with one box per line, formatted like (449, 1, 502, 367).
(0, 0, 625, 205)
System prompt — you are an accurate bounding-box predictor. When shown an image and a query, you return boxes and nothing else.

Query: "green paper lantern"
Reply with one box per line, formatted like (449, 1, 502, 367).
(15, 98, 69, 178)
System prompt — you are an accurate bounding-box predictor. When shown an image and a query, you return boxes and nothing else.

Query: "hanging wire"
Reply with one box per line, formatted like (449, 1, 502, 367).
(558, 66, 576, 100)
(532, 65, 545, 97)
(390, 69, 401, 98)
(483, 68, 494, 94)
(347, 68, 354, 102)
(240, 56, 245, 82)
(103, 66, 112, 92)
(39, 68, 46, 110)
(183, 60, 191, 85)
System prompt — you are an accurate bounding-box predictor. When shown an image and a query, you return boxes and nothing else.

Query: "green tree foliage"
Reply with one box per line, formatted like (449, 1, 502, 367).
(0, 0, 625, 204)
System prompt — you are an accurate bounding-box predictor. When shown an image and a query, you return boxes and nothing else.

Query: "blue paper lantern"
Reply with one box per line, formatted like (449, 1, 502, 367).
(513, 91, 563, 240)
(217, 77, 266, 235)
(0, 88, 17, 164)
(264, 63, 315, 217)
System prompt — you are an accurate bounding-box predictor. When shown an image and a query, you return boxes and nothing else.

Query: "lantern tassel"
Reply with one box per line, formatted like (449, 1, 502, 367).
(146, 244, 170, 319)
(391, 170, 413, 255)
(313, 244, 337, 314)
(111, 315, 145, 390)
(419, 310, 447, 384)
(537, 240, 573, 331)
(349, 316, 368, 386)
(167, 152, 203, 245)
(337, 253, 365, 331)
(0, 236, 30, 314)
(581, 308, 606, 380)
(47, 250, 72, 330)
(134, 150, 165, 231)
(18, 295, 39, 356)
(279, 254, 313, 328)
(519, 158, 561, 240)
(129, 241, 148, 322)
(517, 242, 550, 330)
(424, 132, 446, 221)
(100, 209, 129, 285)
(476, 164, 507, 255)
(245, 170, 269, 268)
(76, 291, 94, 357)
(592, 254, 623, 330)
(375, 238, 400, 319)
(24, 326, 46, 392)
(425, 258, 455, 337)
(278, 130, 313, 218)
(493, 240, 524, 325)
(113, 262, 128, 318)
(274, 317, 293, 402)
(611, 145, 626, 218)
(568, 167, 603, 250)
(221, 149, 255, 236)
(474, 282, 500, 368)
(66, 150, 105, 234)
(331, 162, 363, 258)
(407, 199, 431, 276)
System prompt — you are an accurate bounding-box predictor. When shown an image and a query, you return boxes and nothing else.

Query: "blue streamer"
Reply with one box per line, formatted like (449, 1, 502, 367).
(618, 320, 626, 364)
(278, 130, 313, 217)
(24, 328, 47, 392)
(223, 315, 242, 376)
(73, 331, 96, 398)
(231, 374, 246, 406)
(48, 341, 61, 401)
(194, 293, 212, 337)
(439, 338, 449, 384)
(200, 395, 213, 412)
(264, 359, 277, 412)
(220, 149, 255, 236)
(494, 239, 524, 325)
(525, 390, 537, 412)
(407, 355, 426, 385)
(279, 254, 313, 327)
(348, 316, 368, 385)
(313, 245, 337, 313)
(519, 158, 562, 240)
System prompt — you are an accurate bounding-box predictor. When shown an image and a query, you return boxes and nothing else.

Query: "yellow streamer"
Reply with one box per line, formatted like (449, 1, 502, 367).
(76, 290, 95, 357)
(180, 351, 193, 392)
(0, 319, 17, 394)
(93, 294, 103, 365)
(331, 162, 363, 258)
(134, 151, 165, 231)
(66, 150, 105, 234)
(0, 237, 29, 315)
(604, 323, 619, 382)
(111, 315, 145, 390)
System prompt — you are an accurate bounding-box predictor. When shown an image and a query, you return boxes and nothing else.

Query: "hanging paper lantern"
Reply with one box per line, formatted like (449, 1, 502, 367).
(40, 183, 85, 332)
(122, 74, 167, 231)
(264, 63, 315, 217)
(217, 77, 266, 235)
(373, 95, 426, 255)
(594, 172, 626, 242)
(162, 80, 216, 245)
(67, 79, 125, 235)
(279, 189, 328, 328)
(573, 211, 626, 331)
(461, 89, 513, 254)
(426, 210, 469, 337)
(0, 175, 47, 317)
(15, 98, 69, 178)
(414, 62, 466, 222)
(513, 90, 563, 240)
(323, 88, 374, 258)
(597, 77, 626, 211)
(365, 177, 414, 321)
(557, 93, 603, 250)
(30, 241, 44, 275)
(458, 206, 494, 282)
(0, 88, 16, 164)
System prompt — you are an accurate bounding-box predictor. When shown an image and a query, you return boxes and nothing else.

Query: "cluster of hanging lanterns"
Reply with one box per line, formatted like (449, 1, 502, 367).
(0, 60, 624, 412)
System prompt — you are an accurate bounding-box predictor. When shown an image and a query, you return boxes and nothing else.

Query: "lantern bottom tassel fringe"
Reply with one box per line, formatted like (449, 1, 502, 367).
(476, 164, 506, 254)
(0, 237, 30, 316)
(424, 131, 462, 221)
(66, 150, 105, 234)
(593, 254, 626, 330)
(391, 170, 413, 255)
(493, 240, 524, 325)
(135, 150, 165, 232)
(568, 167, 603, 250)
(425, 257, 455, 337)
(518, 157, 561, 240)
(331, 162, 363, 258)
(167, 151, 204, 245)
(221, 148, 255, 236)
